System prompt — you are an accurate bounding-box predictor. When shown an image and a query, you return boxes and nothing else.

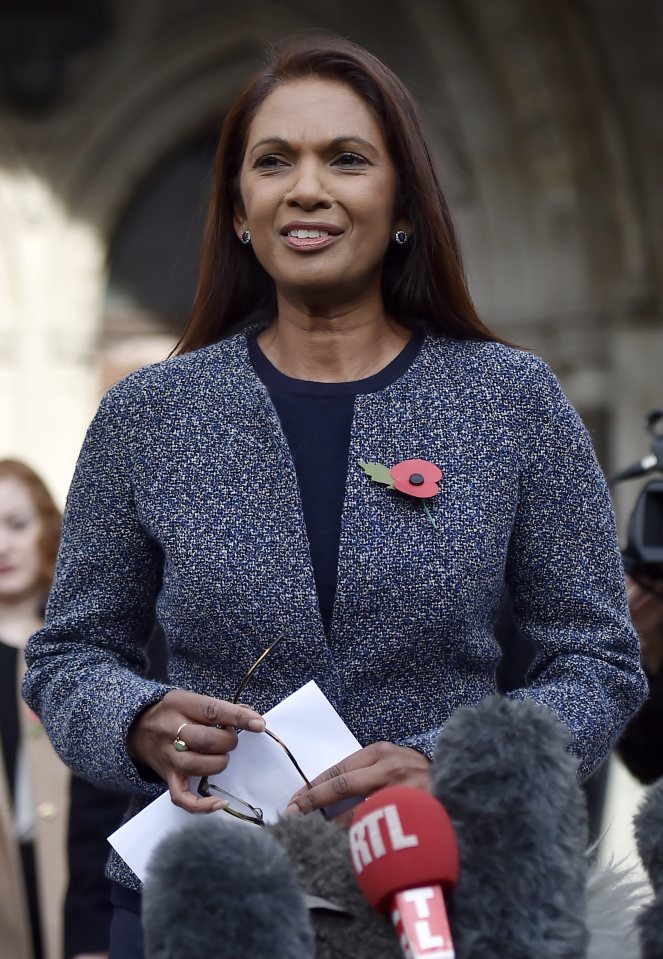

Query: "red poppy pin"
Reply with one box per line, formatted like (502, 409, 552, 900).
(359, 458, 443, 527)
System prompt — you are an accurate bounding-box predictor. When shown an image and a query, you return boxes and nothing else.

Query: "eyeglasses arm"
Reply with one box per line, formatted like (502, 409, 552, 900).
(231, 630, 286, 704)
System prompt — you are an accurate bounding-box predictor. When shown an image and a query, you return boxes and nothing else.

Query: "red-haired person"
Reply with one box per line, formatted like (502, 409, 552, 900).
(0, 460, 67, 959)
(23, 36, 646, 958)
(0, 461, 112, 959)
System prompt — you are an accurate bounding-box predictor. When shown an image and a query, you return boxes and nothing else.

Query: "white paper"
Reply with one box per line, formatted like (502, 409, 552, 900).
(108, 681, 362, 882)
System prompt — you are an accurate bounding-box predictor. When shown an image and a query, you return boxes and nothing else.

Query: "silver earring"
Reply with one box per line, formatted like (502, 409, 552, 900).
(394, 230, 408, 245)
(240, 230, 251, 245)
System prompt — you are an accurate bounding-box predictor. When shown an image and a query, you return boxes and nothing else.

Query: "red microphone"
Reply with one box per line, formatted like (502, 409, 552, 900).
(349, 785, 459, 959)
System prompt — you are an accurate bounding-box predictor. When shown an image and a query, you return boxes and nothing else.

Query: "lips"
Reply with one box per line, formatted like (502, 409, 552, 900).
(280, 221, 343, 251)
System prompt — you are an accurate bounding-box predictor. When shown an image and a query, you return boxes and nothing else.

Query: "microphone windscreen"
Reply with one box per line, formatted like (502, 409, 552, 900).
(142, 816, 315, 959)
(348, 785, 459, 913)
(633, 778, 663, 892)
(638, 899, 663, 959)
(269, 813, 403, 959)
(634, 780, 663, 959)
(432, 694, 589, 959)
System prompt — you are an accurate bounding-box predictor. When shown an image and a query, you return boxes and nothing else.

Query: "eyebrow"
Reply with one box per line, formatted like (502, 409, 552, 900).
(249, 135, 378, 154)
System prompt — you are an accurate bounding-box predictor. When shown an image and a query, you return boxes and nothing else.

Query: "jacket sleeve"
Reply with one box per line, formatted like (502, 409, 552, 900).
(398, 358, 647, 774)
(22, 384, 174, 795)
(504, 359, 647, 781)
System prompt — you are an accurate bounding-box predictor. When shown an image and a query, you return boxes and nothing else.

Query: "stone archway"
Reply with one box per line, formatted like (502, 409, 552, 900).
(0, 0, 659, 501)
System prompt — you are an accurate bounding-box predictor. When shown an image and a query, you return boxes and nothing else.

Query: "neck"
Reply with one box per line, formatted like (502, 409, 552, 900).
(258, 293, 411, 382)
(0, 594, 44, 649)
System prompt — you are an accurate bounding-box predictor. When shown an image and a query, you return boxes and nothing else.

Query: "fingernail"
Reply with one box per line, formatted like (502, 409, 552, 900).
(248, 718, 266, 732)
(286, 803, 301, 816)
(212, 800, 229, 811)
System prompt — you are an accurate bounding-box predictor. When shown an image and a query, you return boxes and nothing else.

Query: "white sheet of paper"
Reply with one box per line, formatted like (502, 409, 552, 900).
(108, 680, 362, 882)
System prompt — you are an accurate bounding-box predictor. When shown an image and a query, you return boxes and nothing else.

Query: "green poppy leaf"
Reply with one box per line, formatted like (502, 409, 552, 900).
(359, 460, 394, 487)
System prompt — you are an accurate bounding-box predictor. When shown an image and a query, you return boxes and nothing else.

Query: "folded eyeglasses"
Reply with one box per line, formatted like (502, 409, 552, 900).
(197, 632, 318, 826)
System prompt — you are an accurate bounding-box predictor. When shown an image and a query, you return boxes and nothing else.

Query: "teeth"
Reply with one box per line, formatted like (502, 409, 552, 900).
(289, 229, 330, 239)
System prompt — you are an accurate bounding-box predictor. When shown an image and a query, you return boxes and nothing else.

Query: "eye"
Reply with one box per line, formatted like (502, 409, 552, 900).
(253, 154, 288, 170)
(333, 152, 368, 168)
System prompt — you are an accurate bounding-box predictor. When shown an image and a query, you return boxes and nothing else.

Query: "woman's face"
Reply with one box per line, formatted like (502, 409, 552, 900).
(236, 77, 405, 306)
(0, 476, 43, 603)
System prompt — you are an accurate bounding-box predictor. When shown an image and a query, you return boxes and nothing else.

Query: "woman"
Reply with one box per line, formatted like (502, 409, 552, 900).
(0, 460, 66, 959)
(23, 35, 646, 956)
(0, 461, 110, 959)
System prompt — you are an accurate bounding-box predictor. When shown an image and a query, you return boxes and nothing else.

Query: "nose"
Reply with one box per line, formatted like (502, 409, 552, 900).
(284, 157, 332, 211)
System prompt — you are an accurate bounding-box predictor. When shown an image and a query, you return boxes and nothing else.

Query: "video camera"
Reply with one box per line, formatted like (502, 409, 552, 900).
(610, 409, 663, 582)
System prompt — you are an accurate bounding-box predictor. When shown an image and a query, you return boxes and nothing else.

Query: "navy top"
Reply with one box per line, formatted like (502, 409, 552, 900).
(248, 333, 424, 634)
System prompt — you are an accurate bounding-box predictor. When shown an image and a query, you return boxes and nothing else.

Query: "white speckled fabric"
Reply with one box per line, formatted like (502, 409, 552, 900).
(23, 331, 646, 890)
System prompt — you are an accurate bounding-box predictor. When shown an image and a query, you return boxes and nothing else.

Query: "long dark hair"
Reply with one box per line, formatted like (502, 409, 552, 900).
(177, 34, 502, 353)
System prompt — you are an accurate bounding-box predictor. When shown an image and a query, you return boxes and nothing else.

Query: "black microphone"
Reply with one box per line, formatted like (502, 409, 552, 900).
(431, 694, 590, 959)
(142, 816, 315, 959)
(633, 778, 663, 958)
(609, 409, 663, 487)
(610, 453, 660, 485)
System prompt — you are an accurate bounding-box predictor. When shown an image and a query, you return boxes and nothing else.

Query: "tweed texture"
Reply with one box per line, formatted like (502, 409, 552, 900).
(23, 331, 646, 891)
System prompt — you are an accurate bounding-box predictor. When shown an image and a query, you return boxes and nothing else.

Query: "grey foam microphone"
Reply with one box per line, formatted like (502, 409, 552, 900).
(633, 778, 663, 958)
(432, 694, 590, 959)
(269, 814, 403, 958)
(634, 778, 663, 892)
(142, 816, 315, 959)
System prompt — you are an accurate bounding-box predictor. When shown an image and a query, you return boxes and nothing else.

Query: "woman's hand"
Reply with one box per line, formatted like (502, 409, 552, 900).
(127, 689, 265, 813)
(627, 575, 663, 677)
(286, 741, 431, 819)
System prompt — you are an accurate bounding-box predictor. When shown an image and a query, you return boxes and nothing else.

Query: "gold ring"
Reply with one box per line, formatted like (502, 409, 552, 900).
(173, 722, 191, 752)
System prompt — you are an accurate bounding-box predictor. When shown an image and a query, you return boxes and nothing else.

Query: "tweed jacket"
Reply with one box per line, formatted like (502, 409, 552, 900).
(23, 331, 647, 890)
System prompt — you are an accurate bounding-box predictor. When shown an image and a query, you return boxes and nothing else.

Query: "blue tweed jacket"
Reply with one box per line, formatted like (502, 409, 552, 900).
(23, 331, 646, 889)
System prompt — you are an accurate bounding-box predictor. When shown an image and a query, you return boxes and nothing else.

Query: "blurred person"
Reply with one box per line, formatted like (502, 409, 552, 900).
(21, 36, 646, 959)
(0, 459, 67, 959)
(616, 575, 663, 783)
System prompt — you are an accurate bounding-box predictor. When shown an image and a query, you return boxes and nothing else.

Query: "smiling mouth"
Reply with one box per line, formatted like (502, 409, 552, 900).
(281, 228, 341, 251)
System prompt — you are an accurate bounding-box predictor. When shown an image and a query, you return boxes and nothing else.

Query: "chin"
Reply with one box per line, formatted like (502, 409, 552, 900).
(279, 272, 375, 308)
